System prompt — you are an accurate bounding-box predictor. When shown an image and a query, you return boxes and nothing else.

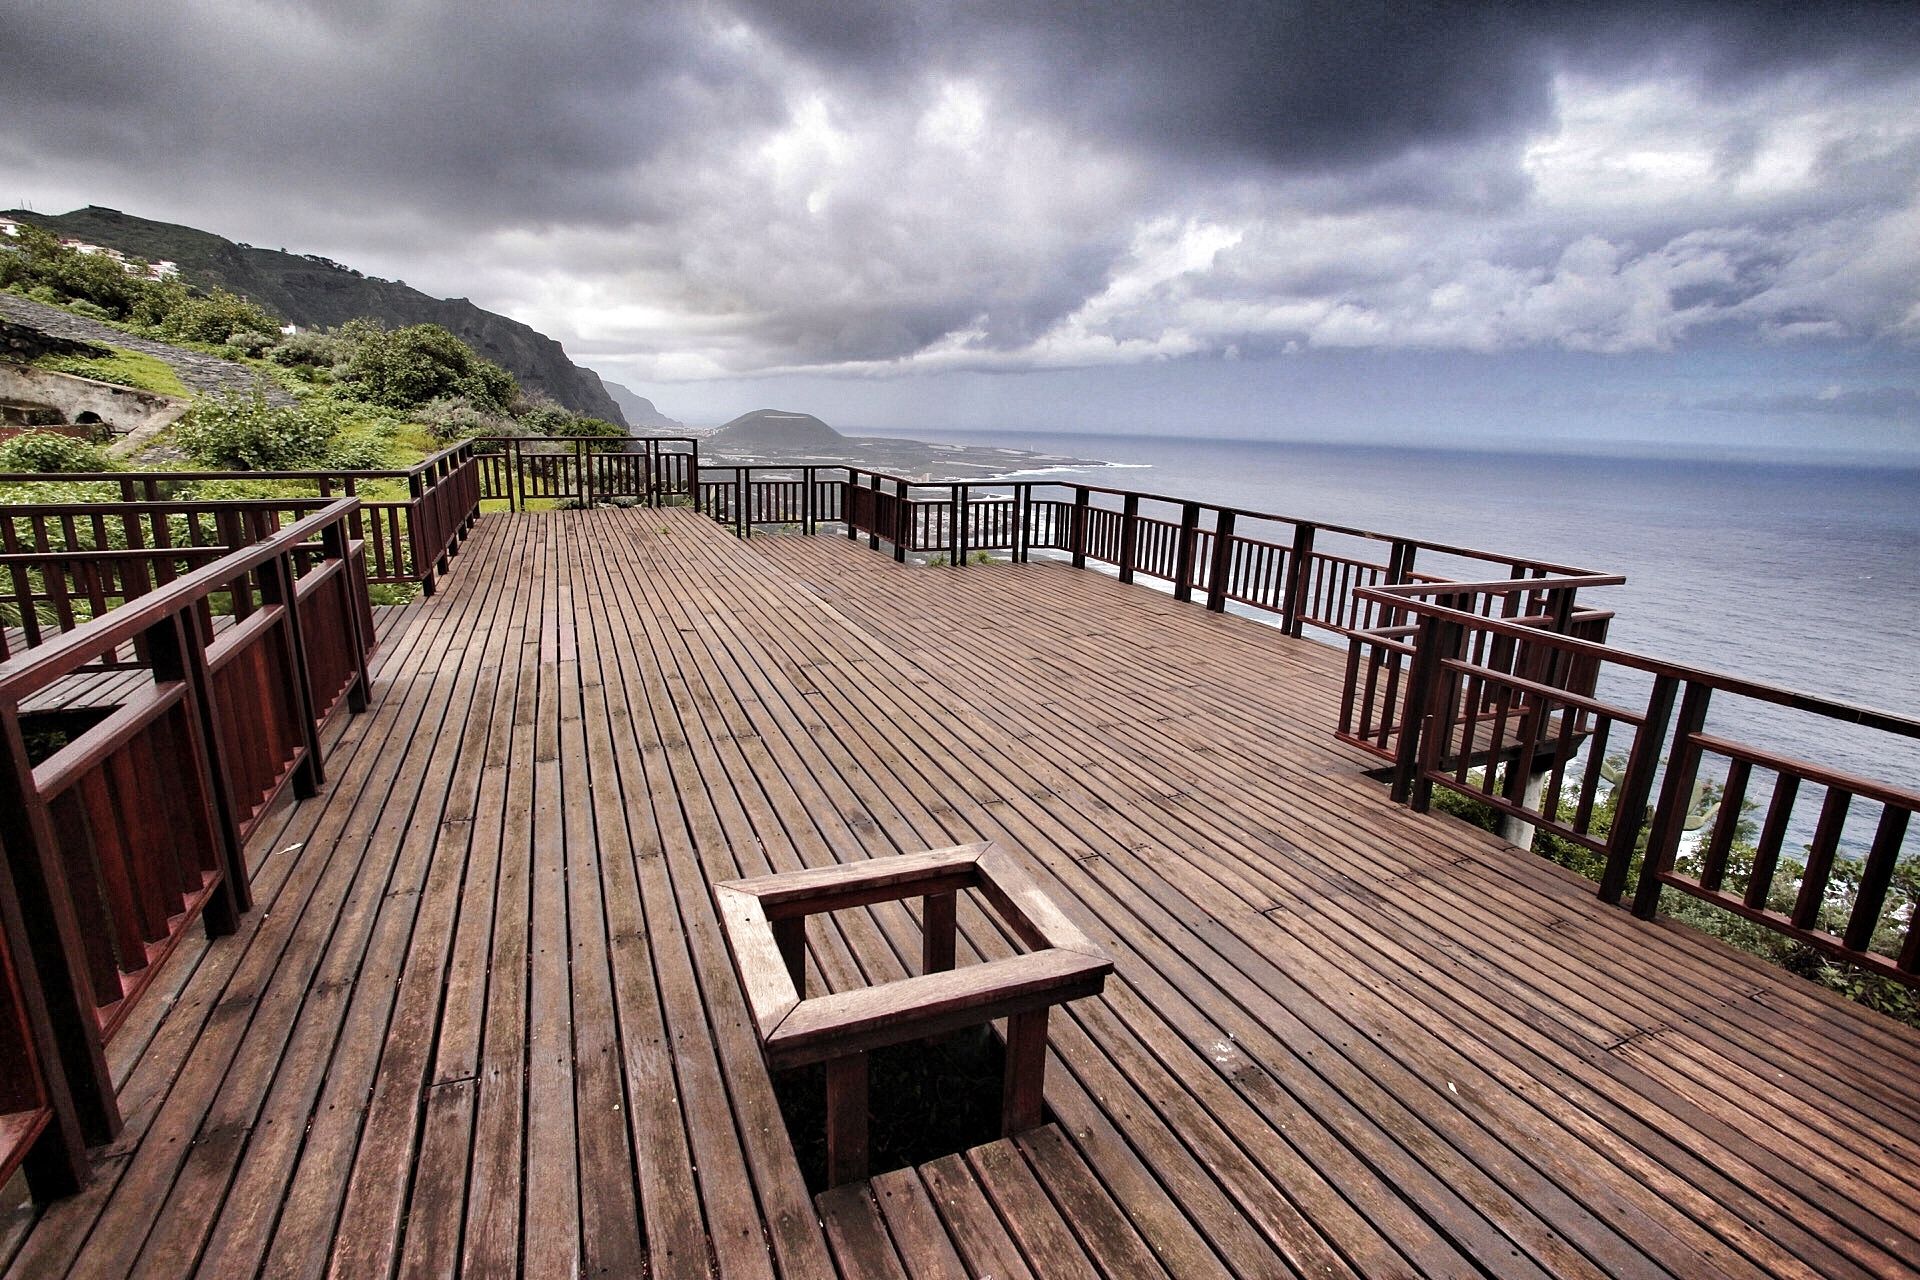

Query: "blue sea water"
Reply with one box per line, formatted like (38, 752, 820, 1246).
(904, 428, 1920, 802)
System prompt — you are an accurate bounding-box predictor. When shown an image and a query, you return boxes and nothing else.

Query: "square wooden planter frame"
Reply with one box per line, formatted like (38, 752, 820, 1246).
(713, 840, 1111, 1185)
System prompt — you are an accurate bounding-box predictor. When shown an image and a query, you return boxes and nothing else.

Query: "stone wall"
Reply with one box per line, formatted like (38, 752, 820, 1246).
(0, 362, 189, 436)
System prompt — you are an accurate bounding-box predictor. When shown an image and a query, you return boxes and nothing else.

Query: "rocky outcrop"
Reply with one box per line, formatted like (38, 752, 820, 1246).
(9, 206, 626, 426)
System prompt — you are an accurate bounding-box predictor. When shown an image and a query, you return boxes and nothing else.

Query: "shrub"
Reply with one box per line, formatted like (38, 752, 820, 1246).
(546, 414, 627, 440)
(339, 323, 517, 411)
(65, 299, 114, 321)
(322, 425, 397, 470)
(0, 224, 146, 316)
(0, 431, 115, 474)
(268, 329, 349, 369)
(155, 288, 282, 345)
(173, 382, 336, 470)
(418, 393, 513, 443)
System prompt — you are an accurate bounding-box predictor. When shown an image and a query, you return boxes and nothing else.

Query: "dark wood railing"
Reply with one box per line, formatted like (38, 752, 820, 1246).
(1360, 579, 1920, 986)
(0, 439, 481, 596)
(0, 499, 372, 1197)
(701, 462, 1606, 641)
(473, 435, 699, 511)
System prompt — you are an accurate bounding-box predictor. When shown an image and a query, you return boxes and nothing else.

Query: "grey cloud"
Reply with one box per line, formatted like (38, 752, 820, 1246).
(4, 0, 1918, 379)
(725, 1, 1920, 173)
(0, 0, 772, 228)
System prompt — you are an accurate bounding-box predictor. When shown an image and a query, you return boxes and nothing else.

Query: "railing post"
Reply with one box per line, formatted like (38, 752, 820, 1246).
(1389, 603, 1467, 806)
(0, 712, 121, 1144)
(950, 485, 966, 566)
(1632, 681, 1713, 919)
(0, 850, 89, 1199)
(1070, 487, 1089, 569)
(1118, 493, 1139, 584)
(894, 479, 909, 561)
(868, 474, 881, 551)
(802, 467, 816, 535)
(1596, 675, 1679, 904)
(845, 471, 860, 541)
(1173, 502, 1201, 602)
(1013, 484, 1030, 563)
(1282, 523, 1315, 637)
(1205, 510, 1236, 612)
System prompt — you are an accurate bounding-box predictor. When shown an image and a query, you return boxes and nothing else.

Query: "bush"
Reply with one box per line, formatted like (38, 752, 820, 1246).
(268, 329, 349, 369)
(173, 382, 336, 469)
(155, 288, 282, 345)
(322, 425, 397, 470)
(0, 431, 115, 474)
(0, 224, 146, 317)
(546, 414, 627, 440)
(339, 323, 517, 411)
(418, 393, 513, 443)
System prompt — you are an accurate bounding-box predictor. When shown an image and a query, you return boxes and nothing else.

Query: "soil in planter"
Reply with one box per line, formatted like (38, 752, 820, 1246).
(772, 1024, 1050, 1191)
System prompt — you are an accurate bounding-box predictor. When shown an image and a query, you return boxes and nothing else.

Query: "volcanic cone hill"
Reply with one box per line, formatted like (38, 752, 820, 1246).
(707, 409, 845, 451)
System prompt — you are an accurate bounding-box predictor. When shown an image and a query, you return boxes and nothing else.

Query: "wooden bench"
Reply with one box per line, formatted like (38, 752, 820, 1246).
(714, 840, 1112, 1185)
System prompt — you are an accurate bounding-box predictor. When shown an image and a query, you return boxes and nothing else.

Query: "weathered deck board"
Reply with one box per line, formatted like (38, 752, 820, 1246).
(4, 506, 1916, 1279)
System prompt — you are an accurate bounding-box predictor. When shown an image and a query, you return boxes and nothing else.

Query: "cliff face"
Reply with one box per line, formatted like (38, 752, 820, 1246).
(10, 206, 626, 426)
(602, 380, 685, 431)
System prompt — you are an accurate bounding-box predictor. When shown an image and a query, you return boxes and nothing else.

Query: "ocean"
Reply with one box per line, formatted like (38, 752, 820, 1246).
(902, 428, 1920, 810)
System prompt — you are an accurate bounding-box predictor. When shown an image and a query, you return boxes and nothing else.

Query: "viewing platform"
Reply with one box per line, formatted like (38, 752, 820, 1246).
(0, 447, 1916, 1278)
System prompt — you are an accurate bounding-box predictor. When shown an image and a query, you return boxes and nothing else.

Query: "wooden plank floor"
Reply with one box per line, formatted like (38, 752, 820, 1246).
(6, 507, 1917, 1279)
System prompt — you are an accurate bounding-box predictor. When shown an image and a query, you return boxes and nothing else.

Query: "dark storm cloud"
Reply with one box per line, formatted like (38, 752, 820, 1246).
(0, 0, 771, 227)
(3, 0, 1917, 377)
(726, 0, 1920, 173)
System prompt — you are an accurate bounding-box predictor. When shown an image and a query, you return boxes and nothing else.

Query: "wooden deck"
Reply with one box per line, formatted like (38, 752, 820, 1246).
(6, 506, 1917, 1279)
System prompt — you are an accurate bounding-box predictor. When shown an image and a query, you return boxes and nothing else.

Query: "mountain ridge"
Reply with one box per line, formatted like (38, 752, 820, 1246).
(7, 205, 627, 426)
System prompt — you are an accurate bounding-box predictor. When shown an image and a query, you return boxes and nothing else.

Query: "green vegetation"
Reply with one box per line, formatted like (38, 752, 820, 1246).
(0, 431, 115, 474)
(31, 346, 190, 397)
(1434, 767, 1920, 1027)
(4, 227, 632, 472)
(336, 320, 515, 412)
(172, 381, 354, 470)
(2, 222, 279, 348)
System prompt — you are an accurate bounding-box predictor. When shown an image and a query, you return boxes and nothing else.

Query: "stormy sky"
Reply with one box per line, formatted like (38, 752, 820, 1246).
(4, 1, 1919, 456)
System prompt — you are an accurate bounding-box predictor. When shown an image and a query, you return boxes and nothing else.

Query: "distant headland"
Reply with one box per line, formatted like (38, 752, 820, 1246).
(701, 408, 1114, 480)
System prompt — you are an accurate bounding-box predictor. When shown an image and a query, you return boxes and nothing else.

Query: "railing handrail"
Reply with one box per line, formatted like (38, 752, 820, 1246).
(0, 499, 361, 703)
(1353, 582, 1920, 739)
(800, 462, 1610, 576)
(0, 496, 343, 517)
(0, 441, 476, 489)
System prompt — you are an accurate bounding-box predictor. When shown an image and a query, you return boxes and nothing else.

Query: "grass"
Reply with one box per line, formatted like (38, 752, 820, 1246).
(31, 347, 190, 397)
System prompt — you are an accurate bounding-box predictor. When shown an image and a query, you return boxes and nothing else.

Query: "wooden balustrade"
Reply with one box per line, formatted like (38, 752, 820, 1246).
(0, 499, 372, 1197)
(471, 435, 699, 511)
(1, 440, 480, 597)
(1358, 580, 1920, 982)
